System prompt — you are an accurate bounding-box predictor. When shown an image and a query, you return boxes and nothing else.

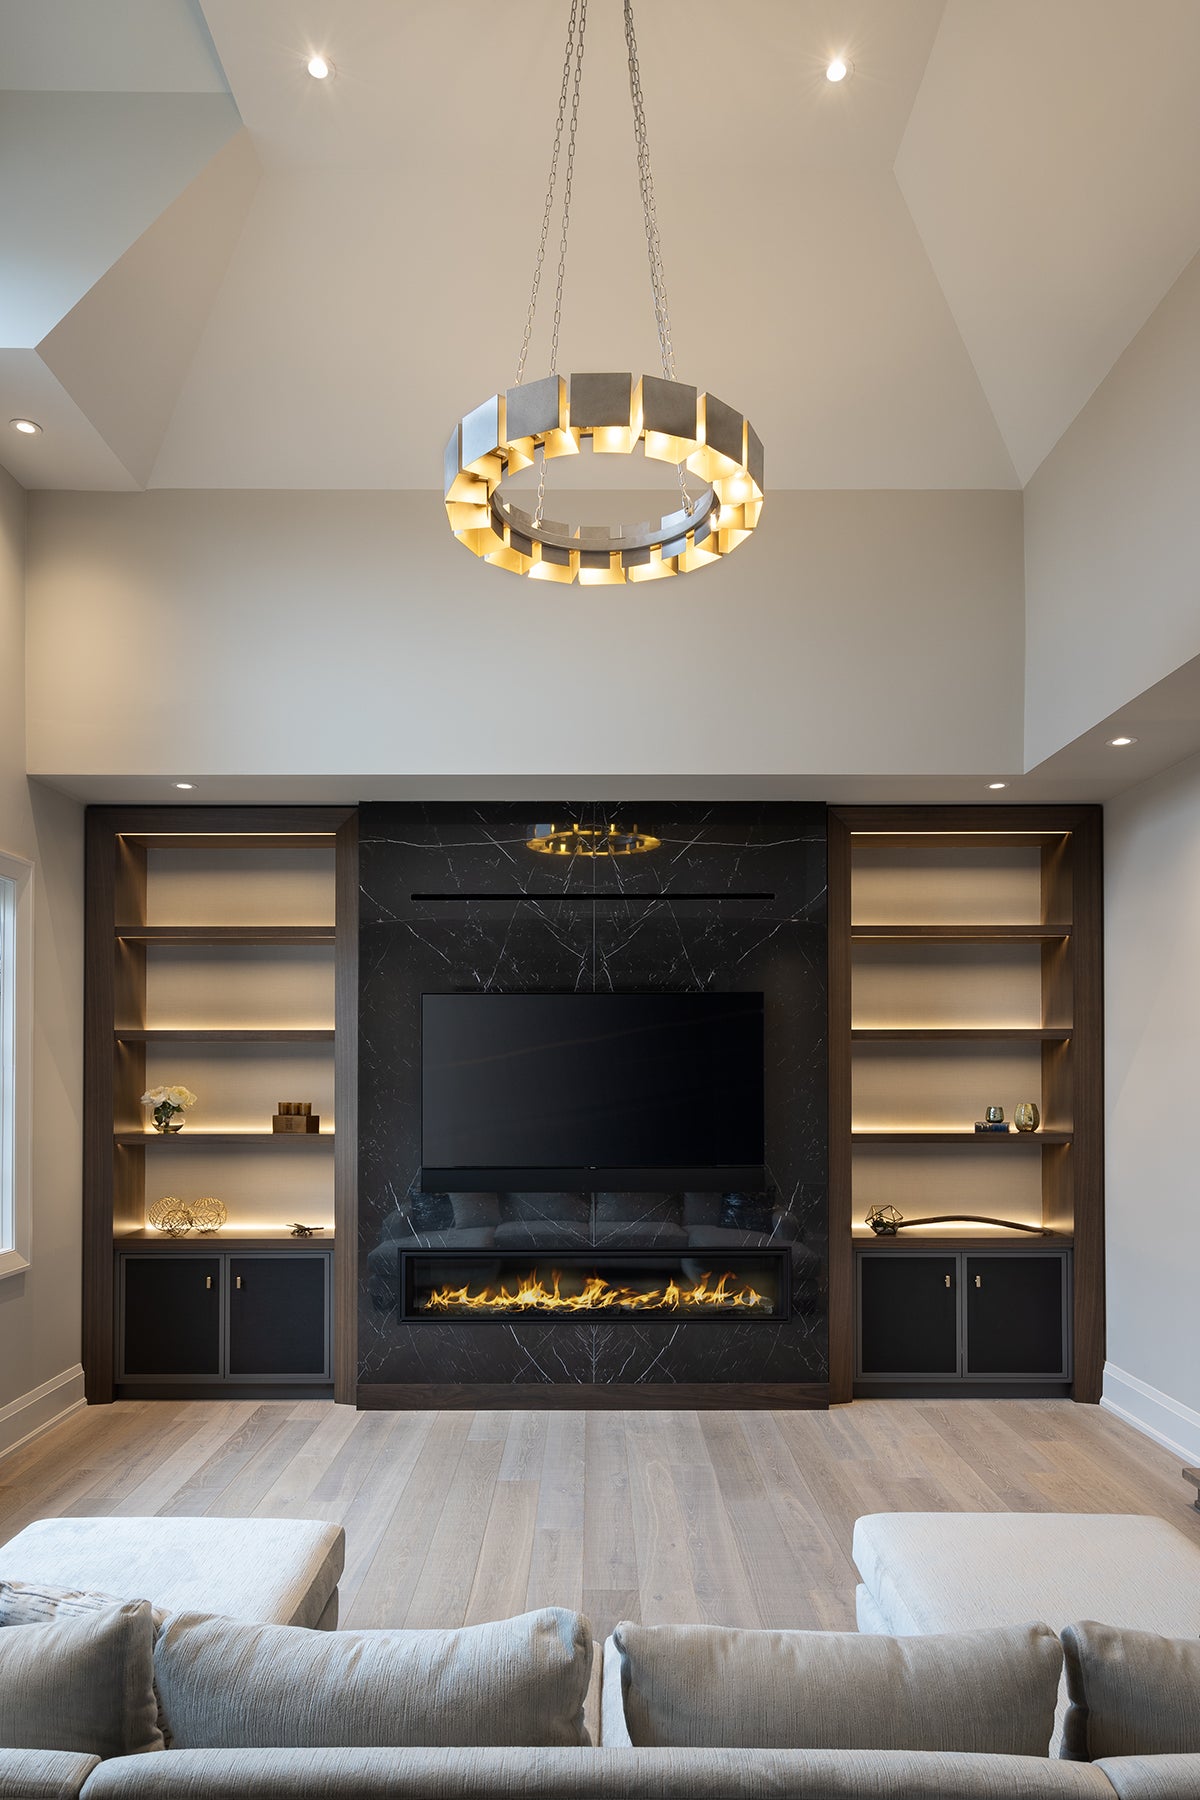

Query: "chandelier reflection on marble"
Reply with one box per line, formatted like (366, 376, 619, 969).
(526, 820, 660, 857)
(443, 0, 763, 585)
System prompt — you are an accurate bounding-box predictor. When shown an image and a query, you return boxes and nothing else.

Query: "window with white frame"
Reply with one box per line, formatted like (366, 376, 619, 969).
(0, 849, 33, 1277)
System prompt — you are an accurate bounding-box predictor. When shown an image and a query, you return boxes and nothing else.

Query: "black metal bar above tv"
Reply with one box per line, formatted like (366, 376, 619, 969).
(418, 1164, 769, 1193)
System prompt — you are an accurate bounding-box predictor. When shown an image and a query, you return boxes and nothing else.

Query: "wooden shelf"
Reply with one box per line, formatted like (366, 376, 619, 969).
(852, 1231, 1073, 1248)
(115, 925, 335, 945)
(851, 1027, 1071, 1041)
(851, 923, 1070, 941)
(116, 1230, 334, 1249)
(114, 1130, 334, 1146)
(115, 1028, 335, 1043)
(851, 1129, 1072, 1145)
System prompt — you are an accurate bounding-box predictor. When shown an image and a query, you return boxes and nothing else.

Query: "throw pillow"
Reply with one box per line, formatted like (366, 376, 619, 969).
(610, 1619, 1062, 1755)
(0, 1598, 162, 1758)
(0, 1579, 172, 1747)
(155, 1607, 593, 1748)
(1061, 1620, 1200, 1760)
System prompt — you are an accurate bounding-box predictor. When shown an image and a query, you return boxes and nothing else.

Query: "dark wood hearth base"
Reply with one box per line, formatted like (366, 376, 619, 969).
(357, 1381, 829, 1411)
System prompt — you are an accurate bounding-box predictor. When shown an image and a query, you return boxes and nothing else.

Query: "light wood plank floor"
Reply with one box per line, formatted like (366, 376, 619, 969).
(2, 1399, 1196, 1648)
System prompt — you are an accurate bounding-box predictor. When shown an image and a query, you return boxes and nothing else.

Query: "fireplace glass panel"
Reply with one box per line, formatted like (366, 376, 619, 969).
(400, 1249, 789, 1321)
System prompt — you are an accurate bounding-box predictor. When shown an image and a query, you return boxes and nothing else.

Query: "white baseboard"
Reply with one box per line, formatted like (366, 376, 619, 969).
(1101, 1362, 1200, 1465)
(0, 1364, 85, 1461)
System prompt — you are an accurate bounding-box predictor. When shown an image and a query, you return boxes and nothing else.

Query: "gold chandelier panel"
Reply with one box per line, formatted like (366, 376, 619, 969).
(445, 371, 763, 585)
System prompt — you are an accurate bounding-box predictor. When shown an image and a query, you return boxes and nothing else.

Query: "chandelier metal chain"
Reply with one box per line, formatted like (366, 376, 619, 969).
(443, 0, 763, 585)
(513, 0, 584, 390)
(622, 1, 693, 514)
(622, 0, 675, 386)
(536, 0, 586, 526)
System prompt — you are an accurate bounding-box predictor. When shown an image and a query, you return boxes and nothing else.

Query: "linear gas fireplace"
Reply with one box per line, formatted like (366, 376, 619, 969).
(399, 1249, 791, 1322)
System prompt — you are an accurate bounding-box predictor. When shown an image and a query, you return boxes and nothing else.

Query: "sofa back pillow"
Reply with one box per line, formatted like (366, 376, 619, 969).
(1061, 1620, 1200, 1760)
(155, 1607, 592, 1748)
(609, 1619, 1061, 1755)
(0, 1598, 162, 1758)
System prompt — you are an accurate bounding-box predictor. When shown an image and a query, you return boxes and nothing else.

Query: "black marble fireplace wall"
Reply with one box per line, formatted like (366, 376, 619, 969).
(357, 802, 828, 1398)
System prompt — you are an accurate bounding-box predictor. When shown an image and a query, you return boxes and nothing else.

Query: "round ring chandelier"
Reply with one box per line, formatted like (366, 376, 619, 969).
(444, 0, 763, 585)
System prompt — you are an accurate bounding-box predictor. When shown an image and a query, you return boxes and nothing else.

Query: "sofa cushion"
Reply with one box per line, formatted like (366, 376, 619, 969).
(1096, 1753, 1200, 1799)
(1062, 1621, 1200, 1761)
(851, 1514, 1200, 1641)
(0, 1749, 100, 1798)
(0, 1600, 161, 1759)
(75, 1745, 1119, 1799)
(605, 1619, 1062, 1754)
(154, 1607, 592, 1749)
(0, 1517, 344, 1631)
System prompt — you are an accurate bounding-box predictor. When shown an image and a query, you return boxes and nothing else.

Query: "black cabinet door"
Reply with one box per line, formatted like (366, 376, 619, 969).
(122, 1257, 221, 1376)
(965, 1255, 1068, 1377)
(228, 1256, 328, 1377)
(859, 1255, 959, 1376)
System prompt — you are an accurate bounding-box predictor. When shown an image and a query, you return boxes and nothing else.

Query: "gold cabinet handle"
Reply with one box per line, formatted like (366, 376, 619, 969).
(235, 1275, 243, 1290)
(975, 1274, 982, 1288)
(205, 1275, 212, 1289)
(944, 1274, 951, 1288)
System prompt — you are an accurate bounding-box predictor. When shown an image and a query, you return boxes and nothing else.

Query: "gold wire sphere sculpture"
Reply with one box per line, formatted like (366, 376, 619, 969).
(148, 1196, 194, 1237)
(148, 1196, 228, 1237)
(190, 1198, 228, 1235)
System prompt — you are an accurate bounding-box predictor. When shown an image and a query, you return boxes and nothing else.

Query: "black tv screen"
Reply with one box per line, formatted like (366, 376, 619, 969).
(421, 992, 764, 1190)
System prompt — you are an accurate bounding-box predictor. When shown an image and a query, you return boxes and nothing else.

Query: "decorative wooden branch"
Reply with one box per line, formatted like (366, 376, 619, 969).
(865, 1206, 1045, 1237)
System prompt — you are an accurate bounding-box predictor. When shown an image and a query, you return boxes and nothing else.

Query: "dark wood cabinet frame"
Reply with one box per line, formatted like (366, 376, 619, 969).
(828, 805, 1103, 1406)
(84, 807, 357, 1404)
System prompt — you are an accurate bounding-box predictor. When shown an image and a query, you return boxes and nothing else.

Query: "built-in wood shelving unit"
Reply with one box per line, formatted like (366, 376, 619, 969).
(84, 806, 359, 1407)
(828, 804, 1103, 1406)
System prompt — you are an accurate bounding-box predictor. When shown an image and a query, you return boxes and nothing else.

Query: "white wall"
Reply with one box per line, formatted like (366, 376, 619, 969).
(0, 465, 86, 1450)
(24, 488, 1025, 782)
(1103, 748, 1200, 1461)
(1024, 248, 1200, 768)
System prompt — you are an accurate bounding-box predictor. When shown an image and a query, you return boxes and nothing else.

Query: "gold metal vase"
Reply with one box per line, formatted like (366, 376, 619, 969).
(1014, 1102, 1041, 1133)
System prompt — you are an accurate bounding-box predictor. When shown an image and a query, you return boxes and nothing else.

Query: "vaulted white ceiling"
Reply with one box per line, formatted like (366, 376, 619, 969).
(3, 0, 1200, 491)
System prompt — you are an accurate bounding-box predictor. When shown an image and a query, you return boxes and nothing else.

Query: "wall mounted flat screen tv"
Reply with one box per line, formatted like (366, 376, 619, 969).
(421, 992, 765, 1191)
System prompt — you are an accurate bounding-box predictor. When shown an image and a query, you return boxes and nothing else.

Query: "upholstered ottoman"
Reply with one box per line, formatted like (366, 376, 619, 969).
(0, 1516, 344, 1629)
(852, 1513, 1200, 1751)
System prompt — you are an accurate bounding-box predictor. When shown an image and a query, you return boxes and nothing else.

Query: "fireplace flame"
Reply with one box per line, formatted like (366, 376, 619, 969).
(423, 1268, 770, 1315)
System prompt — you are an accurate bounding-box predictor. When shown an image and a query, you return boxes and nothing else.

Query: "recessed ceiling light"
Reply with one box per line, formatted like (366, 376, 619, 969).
(988, 781, 1008, 790)
(306, 53, 333, 79)
(1107, 735, 1138, 747)
(174, 782, 195, 790)
(9, 418, 41, 435)
(825, 56, 851, 81)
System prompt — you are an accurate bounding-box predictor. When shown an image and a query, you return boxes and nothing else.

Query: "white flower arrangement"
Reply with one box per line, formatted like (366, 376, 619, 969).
(141, 1085, 198, 1131)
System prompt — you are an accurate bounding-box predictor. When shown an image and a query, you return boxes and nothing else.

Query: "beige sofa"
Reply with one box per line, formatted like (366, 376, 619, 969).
(3, 1511, 1200, 1798)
